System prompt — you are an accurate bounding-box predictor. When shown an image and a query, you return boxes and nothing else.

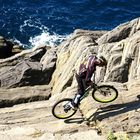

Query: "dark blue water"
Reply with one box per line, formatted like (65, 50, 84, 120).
(0, 0, 140, 48)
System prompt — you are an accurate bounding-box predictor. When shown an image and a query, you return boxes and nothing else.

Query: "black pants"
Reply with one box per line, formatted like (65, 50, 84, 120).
(76, 73, 87, 96)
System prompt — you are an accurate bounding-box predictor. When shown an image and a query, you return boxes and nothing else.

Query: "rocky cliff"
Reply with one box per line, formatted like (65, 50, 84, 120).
(0, 17, 139, 140)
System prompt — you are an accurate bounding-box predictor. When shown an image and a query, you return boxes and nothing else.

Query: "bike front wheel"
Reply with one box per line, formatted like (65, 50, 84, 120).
(92, 85, 118, 103)
(52, 98, 77, 119)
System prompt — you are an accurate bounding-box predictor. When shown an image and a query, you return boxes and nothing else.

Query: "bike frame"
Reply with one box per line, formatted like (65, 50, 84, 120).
(79, 83, 97, 101)
(74, 71, 100, 102)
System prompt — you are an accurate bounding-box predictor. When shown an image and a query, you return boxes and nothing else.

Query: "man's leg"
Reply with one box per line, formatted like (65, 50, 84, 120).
(64, 74, 85, 111)
(76, 73, 85, 96)
(72, 73, 85, 107)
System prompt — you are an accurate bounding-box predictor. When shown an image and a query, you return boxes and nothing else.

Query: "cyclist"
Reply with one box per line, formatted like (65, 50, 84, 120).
(68, 54, 107, 110)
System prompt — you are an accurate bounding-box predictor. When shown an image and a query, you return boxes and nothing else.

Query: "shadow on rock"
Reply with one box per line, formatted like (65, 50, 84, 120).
(64, 118, 85, 124)
(64, 95, 140, 124)
(86, 95, 140, 122)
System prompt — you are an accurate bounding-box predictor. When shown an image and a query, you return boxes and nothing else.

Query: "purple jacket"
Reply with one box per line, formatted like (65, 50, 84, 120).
(78, 55, 101, 82)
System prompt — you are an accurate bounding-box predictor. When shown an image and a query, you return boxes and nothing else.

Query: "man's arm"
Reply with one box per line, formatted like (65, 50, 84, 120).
(85, 56, 95, 82)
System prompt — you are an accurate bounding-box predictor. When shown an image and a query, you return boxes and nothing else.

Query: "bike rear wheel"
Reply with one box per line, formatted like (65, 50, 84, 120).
(52, 98, 77, 119)
(92, 85, 118, 103)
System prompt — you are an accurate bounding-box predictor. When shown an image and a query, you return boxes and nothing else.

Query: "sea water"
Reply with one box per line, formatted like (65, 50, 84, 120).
(0, 0, 139, 48)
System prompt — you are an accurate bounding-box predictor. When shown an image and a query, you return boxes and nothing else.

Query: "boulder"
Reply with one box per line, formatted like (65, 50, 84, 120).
(0, 85, 51, 108)
(97, 17, 140, 44)
(0, 45, 48, 67)
(71, 29, 107, 41)
(0, 59, 55, 88)
(0, 46, 57, 88)
(40, 47, 57, 71)
(0, 36, 14, 58)
(0, 60, 43, 87)
(12, 45, 23, 54)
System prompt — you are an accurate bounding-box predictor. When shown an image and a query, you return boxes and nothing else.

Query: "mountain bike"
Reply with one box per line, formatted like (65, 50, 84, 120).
(52, 83, 118, 119)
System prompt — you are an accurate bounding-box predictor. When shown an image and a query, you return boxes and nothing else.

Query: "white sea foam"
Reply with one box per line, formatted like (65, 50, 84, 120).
(19, 19, 67, 48)
(19, 19, 48, 32)
(29, 31, 67, 48)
